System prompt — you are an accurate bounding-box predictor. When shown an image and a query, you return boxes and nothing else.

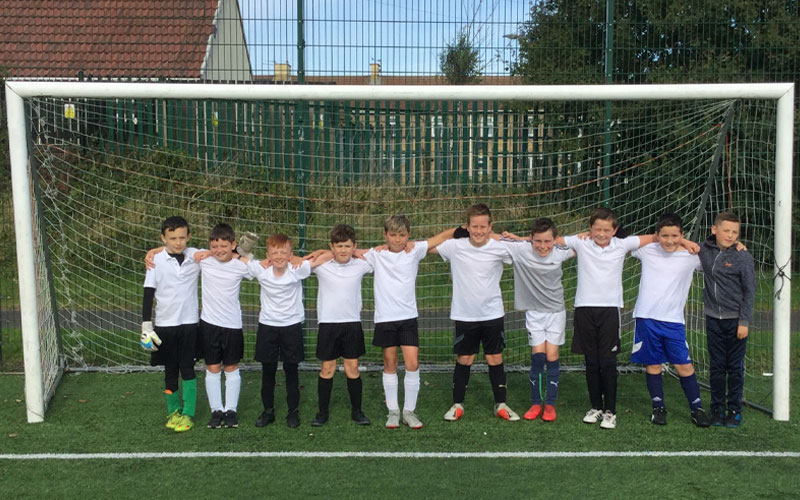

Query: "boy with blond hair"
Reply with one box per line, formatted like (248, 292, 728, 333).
(362, 215, 456, 429)
(431, 203, 520, 422)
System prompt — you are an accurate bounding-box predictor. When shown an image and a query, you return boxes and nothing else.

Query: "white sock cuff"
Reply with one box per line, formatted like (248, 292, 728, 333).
(382, 372, 399, 385)
(225, 368, 241, 380)
(206, 370, 221, 380)
(404, 369, 420, 382)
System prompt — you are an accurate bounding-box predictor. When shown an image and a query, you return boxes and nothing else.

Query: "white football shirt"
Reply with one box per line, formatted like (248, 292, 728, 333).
(436, 238, 511, 321)
(312, 258, 373, 323)
(143, 248, 200, 327)
(564, 235, 641, 307)
(632, 243, 702, 324)
(193, 253, 253, 329)
(363, 241, 428, 323)
(248, 260, 311, 326)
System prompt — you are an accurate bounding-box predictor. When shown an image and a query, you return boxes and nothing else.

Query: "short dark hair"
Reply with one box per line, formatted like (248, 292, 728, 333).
(330, 224, 356, 244)
(714, 211, 740, 226)
(466, 203, 491, 224)
(656, 212, 683, 233)
(161, 216, 189, 235)
(530, 217, 557, 238)
(209, 223, 235, 243)
(266, 233, 291, 249)
(589, 207, 618, 228)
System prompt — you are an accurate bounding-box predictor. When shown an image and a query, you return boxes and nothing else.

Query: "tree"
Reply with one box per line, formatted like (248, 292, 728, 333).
(440, 31, 483, 85)
(511, 0, 800, 85)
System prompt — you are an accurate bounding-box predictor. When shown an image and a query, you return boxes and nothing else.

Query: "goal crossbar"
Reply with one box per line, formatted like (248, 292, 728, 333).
(5, 81, 793, 422)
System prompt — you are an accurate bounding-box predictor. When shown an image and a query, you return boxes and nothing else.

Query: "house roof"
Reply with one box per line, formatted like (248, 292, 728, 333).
(0, 0, 221, 79)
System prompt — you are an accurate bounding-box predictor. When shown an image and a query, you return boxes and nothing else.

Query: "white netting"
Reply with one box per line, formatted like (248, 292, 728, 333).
(25, 94, 777, 408)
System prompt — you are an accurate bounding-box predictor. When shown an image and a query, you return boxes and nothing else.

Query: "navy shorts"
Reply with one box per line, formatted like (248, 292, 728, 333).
(454, 317, 505, 356)
(316, 322, 366, 361)
(373, 318, 419, 348)
(254, 322, 305, 364)
(631, 318, 691, 365)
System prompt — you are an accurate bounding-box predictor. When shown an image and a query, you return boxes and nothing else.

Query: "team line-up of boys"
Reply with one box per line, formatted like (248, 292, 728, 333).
(140, 204, 754, 433)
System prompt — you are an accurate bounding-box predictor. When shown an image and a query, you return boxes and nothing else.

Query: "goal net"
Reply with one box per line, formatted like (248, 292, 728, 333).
(5, 82, 792, 422)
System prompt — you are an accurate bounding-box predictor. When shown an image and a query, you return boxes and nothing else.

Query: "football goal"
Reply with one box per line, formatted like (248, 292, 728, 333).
(4, 81, 793, 423)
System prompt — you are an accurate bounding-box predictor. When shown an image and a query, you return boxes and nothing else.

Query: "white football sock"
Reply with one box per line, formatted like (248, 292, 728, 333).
(224, 368, 241, 412)
(383, 372, 399, 411)
(205, 370, 223, 412)
(403, 369, 420, 412)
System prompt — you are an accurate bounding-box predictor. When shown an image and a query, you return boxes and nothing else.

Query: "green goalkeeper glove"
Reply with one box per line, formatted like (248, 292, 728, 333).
(140, 321, 162, 351)
(237, 232, 258, 260)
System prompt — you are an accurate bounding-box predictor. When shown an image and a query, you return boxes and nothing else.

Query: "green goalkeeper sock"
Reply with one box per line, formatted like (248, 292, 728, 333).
(181, 378, 197, 418)
(165, 390, 181, 415)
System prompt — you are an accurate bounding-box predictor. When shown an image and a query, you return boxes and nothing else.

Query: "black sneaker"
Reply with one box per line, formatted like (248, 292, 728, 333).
(286, 409, 300, 428)
(650, 407, 667, 425)
(725, 410, 742, 428)
(691, 407, 711, 428)
(255, 409, 275, 428)
(311, 412, 329, 427)
(224, 410, 239, 428)
(207, 410, 225, 429)
(351, 409, 371, 426)
(710, 409, 726, 427)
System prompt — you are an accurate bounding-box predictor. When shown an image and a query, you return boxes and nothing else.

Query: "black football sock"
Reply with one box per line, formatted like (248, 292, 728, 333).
(452, 363, 471, 404)
(488, 363, 507, 404)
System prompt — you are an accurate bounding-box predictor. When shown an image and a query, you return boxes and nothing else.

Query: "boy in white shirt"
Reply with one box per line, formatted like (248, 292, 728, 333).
(310, 224, 374, 427)
(362, 215, 456, 430)
(630, 213, 710, 427)
(141, 216, 201, 432)
(249, 234, 318, 429)
(146, 223, 253, 430)
(560, 207, 657, 430)
(501, 218, 575, 422)
(193, 224, 253, 429)
(431, 203, 520, 422)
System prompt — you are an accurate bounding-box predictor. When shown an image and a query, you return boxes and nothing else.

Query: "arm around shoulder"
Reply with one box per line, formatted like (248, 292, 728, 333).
(426, 227, 457, 253)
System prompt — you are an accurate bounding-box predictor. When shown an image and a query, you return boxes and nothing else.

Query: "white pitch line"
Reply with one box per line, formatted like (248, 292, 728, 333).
(1, 451, 800, 460)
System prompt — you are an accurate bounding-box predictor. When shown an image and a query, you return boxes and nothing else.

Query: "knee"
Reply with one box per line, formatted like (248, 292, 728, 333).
(485, 354, 503, 366)
(343, 360, 360, 379)
(320, 362, 336, 379)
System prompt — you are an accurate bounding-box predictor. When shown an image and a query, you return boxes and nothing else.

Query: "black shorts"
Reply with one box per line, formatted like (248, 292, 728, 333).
(372, 318, 419, 348)
(254, 322, 305, 364)
(571, 307, 621, 358)
(453, 317, 505, 356)
(150, 323, 199, 369)
(316, 322, 366, 361)
(199, 320, 244, 366)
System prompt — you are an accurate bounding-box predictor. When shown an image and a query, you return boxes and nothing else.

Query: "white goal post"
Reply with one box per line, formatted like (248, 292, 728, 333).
(5, 80, 793, 423)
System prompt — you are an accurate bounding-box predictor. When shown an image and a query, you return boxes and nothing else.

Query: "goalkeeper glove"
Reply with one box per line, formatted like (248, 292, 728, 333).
(140, 321, 162, 352)
(237, 232, 258, 260)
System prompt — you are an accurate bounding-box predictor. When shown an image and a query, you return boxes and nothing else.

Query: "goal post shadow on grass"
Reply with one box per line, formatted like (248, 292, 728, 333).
(5, 81, 793, 423)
